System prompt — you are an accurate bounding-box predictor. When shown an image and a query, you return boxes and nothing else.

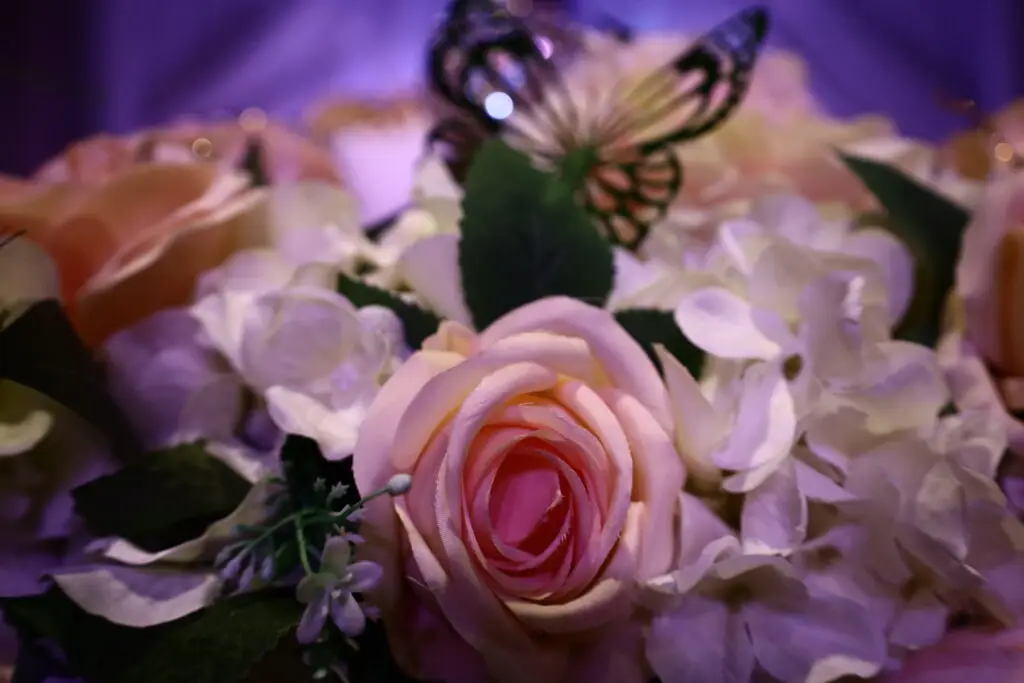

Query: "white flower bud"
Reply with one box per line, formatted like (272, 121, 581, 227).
(385, 473, 412, 496)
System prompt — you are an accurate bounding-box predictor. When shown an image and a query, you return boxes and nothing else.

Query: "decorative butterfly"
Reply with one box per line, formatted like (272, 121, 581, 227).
(425, 0, 771, 249)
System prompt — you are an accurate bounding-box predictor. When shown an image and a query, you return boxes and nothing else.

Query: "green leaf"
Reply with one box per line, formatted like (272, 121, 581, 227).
(3, 588, 303, 683)
(839, 152, 971, 346)
(336, 273, 441, 349)
(280, 434, 355, 510)
(0, 299, 143, 463)
(459, 139, 614, 329)
(614, 309, 705, 378)
(72, 441, 252, 552)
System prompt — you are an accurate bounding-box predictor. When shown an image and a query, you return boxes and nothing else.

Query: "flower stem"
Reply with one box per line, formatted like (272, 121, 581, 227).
(295, 521, 314, 575)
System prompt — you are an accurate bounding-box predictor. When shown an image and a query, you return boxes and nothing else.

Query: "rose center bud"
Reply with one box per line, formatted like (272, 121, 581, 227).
(489, 447, 568, 551)
(468, 431, 591, 601)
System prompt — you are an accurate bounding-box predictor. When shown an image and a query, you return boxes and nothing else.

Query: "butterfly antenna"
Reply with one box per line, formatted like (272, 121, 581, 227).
(0, 229, 26, 253)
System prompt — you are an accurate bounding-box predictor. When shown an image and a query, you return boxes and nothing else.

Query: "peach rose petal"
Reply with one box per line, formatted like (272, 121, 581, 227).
(478, 297, 672, 431)
(498, 402, 614, 515)
(603, 389, 685, 578)
(389, 347, 583, 474)
(506, 504, 643, 634)
(432, 363, 570, 680)
(395, 498, 567, 683)
(351, 350, 464, 618)
(467, 442, 583, 598)
(440, 363, 561, 540)
(549, 381, 633, 595)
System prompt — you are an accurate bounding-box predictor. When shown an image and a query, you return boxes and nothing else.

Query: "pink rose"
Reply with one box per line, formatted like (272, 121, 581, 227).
(353, 297, 684, 683)
(880, 627, 1024, 682)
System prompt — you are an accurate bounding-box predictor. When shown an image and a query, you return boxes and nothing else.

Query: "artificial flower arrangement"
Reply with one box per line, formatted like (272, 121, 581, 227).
(2, 2, 1024, 683)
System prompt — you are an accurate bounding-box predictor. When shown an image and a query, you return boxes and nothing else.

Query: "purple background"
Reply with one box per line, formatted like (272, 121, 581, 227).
(1, 0, 1022, 175)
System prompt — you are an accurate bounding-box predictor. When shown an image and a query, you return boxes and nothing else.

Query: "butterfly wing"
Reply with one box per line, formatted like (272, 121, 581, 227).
(577, 6, 770, 248)
(424, 0, 554, 179)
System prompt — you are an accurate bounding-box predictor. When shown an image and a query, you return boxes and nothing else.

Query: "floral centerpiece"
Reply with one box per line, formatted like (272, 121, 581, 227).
(1, 2, 1023, 683)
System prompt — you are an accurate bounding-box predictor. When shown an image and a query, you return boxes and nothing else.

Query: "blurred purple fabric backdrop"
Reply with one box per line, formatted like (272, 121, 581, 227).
(1, 0, 1022, 175)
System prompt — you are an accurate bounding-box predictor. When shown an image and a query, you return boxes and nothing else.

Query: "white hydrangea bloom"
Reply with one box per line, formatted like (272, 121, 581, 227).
(644, 194, 1024, 682)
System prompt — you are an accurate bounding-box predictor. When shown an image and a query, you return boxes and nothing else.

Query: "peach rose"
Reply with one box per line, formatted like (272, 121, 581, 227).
(353, 297, 684, 683)
(880, 627, 1024, 682)
(0, 158, 268, 346)
(34, 116, 341, 186)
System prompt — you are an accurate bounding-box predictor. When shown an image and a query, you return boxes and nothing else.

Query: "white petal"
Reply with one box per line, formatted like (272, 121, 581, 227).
(646, 596, 755, 683)
(741, 459, 807, 555)
(804, 408, 886, 474)
(53, 566, 221, 627)
(844, 228, 915, 326)
(190, 290, 255, 370)
(266, 181, 361, 237)
(414, 152, 463, 202)
(194, 250, 295, 300)
(798, 272, 881, 382)
(714, 363, 797, 473)
(749, 194, 826, 248)
(240, 287, 361, 390)
(264, 386, 363, 460)
(674, 287, 792, 360)
(398, 234, 472, 325)
(794, 459, 856, 503)
(748, 241, 826, 321)
(644, 494, 738, 602)
(655, 345, 725, 485)
(745, 592, 886, 683)
(841, 341, 949, 433)
(329, 115, 432, 226)
(100, 478, 272, 565)
(889, 589, 949, 650)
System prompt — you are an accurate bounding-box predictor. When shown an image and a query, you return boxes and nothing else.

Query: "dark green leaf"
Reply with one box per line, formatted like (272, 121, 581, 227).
(615, 309, 705, 377)
(459, 139, 614, 329)
(280, 434, 356, 510)
(3, 588, 302, 683)
(337, 273, 441, 348)
(840, 152, 971, 346)
(240, 138, 269, 188)
(0, 299, 143, 463)
(72, 441, 252, 552)
(115, 592, 302, 683)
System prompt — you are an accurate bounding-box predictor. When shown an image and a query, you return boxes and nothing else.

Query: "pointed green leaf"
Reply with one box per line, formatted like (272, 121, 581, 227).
(614, 309, 705, 378)
(0, 299, 143, 463)
(459, 140, 614, 330)
(839, 152, 971, 346)
(336, 273, 441, 348)
(72, 441, 252, 552)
